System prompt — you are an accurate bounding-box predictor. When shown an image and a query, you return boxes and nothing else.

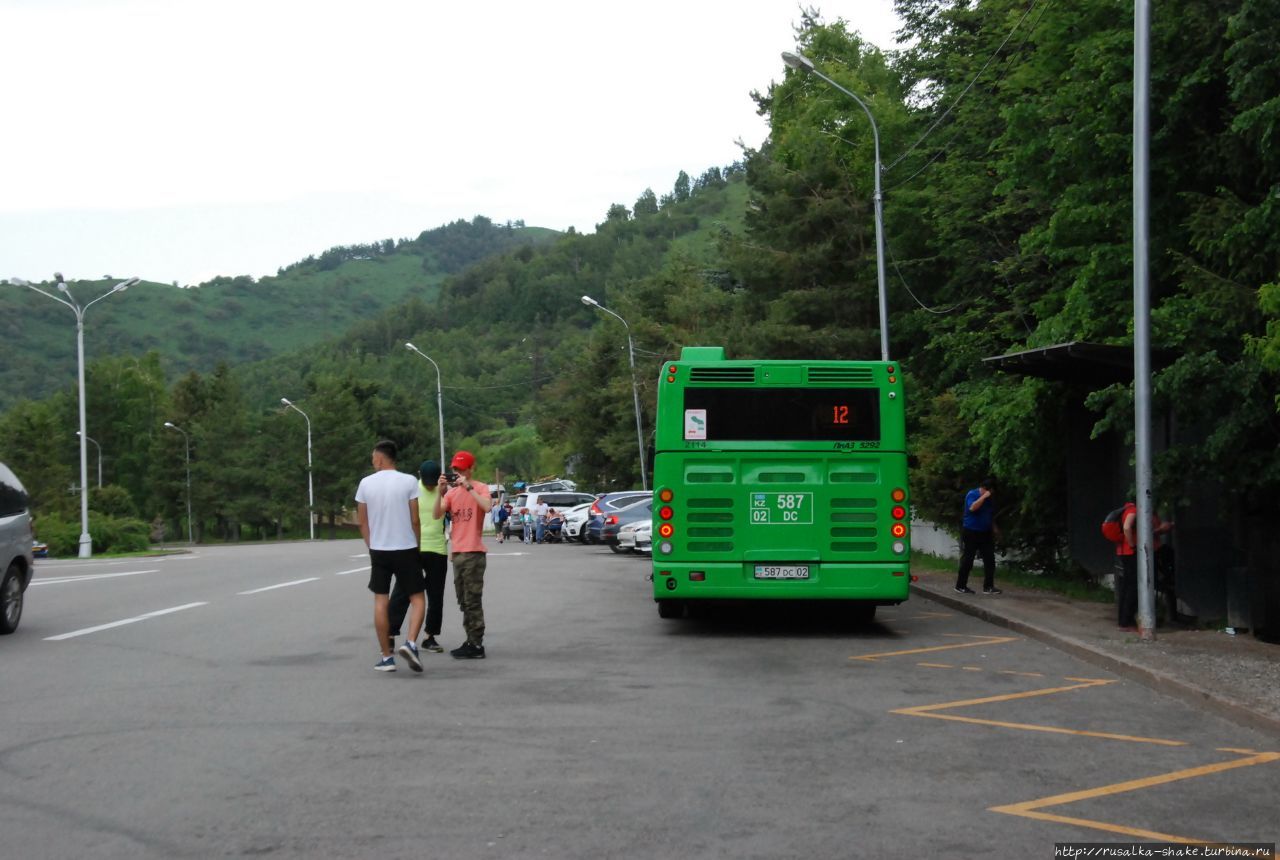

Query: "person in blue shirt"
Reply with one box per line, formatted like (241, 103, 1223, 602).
(954, 477, 1001, 595)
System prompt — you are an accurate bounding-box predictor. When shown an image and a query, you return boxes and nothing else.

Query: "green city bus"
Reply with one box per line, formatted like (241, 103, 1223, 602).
(651, 346, 910, 621)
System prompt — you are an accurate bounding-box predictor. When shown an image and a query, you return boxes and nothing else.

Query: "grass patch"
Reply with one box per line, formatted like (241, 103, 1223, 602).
(912, 550, 1114, 604)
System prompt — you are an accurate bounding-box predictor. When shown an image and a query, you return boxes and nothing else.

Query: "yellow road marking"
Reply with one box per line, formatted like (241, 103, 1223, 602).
(997, 670, 1044, 678)
(906, 611, 953, 620)
(892, 679, 1188, 746)
(917, 662, 953, 669)
(962, 666, 983, 671)
(851, 634, 1018, 662)
(990, 752, 1280, 843)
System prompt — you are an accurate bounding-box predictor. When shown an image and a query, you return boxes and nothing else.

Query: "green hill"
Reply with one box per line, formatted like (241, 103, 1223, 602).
(0, 217, 555, 412)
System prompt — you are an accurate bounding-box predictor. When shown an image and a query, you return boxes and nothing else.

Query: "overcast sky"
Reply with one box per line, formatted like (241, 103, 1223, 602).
(1, 0, 901, 287)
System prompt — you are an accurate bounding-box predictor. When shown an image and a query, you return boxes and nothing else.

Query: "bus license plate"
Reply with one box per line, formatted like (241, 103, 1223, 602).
(754, 565, 810, 580)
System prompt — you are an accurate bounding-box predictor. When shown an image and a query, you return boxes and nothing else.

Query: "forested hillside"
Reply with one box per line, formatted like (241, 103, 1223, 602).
(3, 0, 1277, 571)
(0, 217, 554, 412)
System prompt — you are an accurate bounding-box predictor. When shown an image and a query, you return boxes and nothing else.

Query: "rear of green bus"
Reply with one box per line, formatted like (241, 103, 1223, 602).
(651, 347, 910, 619)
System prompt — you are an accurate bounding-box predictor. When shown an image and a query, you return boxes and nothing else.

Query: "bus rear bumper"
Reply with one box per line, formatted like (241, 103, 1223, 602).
(652, 562, 910, 601)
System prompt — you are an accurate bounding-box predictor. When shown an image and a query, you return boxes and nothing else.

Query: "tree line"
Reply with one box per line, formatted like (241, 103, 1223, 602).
(2, 1, 1277, 572)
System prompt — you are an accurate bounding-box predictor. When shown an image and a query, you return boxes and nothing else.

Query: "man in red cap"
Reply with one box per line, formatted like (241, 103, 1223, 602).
(434, 450, 492, 658)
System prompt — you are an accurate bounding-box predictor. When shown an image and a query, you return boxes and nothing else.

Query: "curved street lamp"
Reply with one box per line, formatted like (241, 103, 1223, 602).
(163, 421, 194, 545)
(404, 343, 446, 468)
(281, 398, 315, 540)
(11, 274, 137, 556)
(76, 431, 102, 487)
(581, 295, 648, 491)
(781, 50, 890, 362)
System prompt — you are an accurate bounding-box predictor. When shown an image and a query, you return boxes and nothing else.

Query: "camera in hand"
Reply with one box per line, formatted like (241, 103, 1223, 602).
(445, 472, 459, 483)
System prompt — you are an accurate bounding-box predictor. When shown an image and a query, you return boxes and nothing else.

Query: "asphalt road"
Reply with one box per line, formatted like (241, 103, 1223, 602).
(2, 540, 1276, 859)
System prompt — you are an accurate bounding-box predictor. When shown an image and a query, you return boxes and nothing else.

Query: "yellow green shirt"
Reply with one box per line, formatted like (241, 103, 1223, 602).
(418, 480, 447, 555)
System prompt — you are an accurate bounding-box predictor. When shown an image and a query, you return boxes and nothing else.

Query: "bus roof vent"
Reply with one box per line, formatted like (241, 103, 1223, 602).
(680, 346, 727, 362)
(690, 366, 756, 383)
(807, 366, 874, 384)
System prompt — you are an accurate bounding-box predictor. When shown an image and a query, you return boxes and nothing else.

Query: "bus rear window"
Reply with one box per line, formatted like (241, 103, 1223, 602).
(683, 388, 880, 442)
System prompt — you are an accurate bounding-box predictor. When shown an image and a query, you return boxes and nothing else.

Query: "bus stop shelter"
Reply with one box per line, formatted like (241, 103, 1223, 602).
(982, 342, 1278, 641)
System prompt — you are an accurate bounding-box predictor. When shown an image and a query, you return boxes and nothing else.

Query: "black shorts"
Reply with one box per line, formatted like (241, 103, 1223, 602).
(368, 548, 424, 595)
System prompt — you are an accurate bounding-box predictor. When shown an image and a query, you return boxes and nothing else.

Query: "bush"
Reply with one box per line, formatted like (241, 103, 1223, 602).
(90, 484, 138, 518)
(36, 514, 151, 556)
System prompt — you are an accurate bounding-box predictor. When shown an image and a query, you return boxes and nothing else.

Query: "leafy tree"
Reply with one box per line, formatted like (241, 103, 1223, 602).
(673, 170, 691, 202)
(634, 188, 659, 217)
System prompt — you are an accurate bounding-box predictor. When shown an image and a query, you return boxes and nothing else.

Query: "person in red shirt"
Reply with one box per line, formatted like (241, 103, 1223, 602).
(1116, 501, 1173, 630)
(434, 450, 492, 659)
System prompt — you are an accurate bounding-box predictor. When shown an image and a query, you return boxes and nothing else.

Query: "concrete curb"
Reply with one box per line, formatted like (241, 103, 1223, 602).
(910, 583, 1280, 740)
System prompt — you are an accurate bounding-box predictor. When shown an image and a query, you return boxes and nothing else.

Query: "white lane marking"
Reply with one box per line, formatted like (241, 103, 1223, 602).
(31, 569, 160, 586)
(488, 552, 528, 557)
(45, 602, 208, 641)
(349, 554, 367, 559)
(334, 566, 370, 576)
(33, 560, 127, 570)
(237, 577, 320, 595)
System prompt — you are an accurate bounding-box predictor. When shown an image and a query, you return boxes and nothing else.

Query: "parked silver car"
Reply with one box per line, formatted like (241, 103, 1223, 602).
(0, 462, 35, 634)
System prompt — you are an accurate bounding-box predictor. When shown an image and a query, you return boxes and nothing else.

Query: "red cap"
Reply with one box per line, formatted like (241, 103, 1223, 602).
(450, 450, 476, 470)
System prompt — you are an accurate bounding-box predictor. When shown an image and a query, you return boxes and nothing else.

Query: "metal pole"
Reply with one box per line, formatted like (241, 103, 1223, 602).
(435, 371, 445, 469)
(625, 329, 648, 491)
(10, 275, 133, 557)
(165, 422, 193, 544)
(305, 417, 314, 541)
(405, 344, 446, 467)
(74, 310, 91, 558)
(1133, 0, 1156, 640)
(184, 437, 193, 545)
(281, 400, 315, 540)
(78, 433, 102, 487)
(581, 297, 648, 490)
(781, 52, 890, 361)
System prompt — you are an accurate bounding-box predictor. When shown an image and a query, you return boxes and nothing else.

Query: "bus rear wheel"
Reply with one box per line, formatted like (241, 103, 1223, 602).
(656, 600, 684, 619)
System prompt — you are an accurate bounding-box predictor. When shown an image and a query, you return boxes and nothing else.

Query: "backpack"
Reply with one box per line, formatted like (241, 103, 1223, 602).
(1101, 506, 1126, 543)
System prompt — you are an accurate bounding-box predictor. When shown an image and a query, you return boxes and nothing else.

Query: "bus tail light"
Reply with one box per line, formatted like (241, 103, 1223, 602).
(689, 571, 705, 582)
(659, 488, 674, 502)
(891, 505, 906, 520)
(891, 488, 906, 502)
(891, 523, 907, 538)
(659, 541, 673, 554)
(658, 523, 674, 538)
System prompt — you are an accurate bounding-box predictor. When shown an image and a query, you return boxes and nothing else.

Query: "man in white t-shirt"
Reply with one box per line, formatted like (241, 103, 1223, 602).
(534, 499, 550, 544)
(355, 440, 425, 673)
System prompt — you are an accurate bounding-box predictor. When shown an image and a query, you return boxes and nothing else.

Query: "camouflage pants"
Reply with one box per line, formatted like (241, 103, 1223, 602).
(451, 552, 487, 645)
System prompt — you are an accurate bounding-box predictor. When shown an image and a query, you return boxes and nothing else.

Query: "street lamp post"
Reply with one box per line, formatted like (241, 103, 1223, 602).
(164, 421, 194, 545)
(781, 50, 890, 362)
(10, 274, 137, 557)
(404, 343, 447, 468)
(581, 295, 648, 491)
(76, 431, 102, 487)
(281, 398, 315, 541)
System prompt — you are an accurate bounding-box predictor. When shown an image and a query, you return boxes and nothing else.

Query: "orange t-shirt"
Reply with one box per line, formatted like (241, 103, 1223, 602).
(442, 481, 489, 554)
(1117, 502, 1164, 556)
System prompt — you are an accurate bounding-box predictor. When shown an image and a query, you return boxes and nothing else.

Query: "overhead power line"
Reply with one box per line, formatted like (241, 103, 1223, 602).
(885, 0, 1040, 173)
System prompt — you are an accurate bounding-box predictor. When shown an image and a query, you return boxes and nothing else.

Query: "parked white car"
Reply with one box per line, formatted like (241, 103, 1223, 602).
(562, 502, 594, 542)
(616, 519, 652, 554)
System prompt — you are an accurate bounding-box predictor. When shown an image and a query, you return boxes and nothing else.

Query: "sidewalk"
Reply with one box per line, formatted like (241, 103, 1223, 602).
(909, 567, 1280, 739)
